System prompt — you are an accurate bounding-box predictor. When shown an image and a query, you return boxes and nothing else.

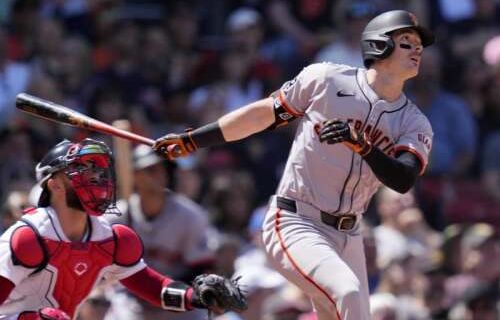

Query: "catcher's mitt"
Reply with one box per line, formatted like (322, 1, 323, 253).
(191, 274, 248, 314)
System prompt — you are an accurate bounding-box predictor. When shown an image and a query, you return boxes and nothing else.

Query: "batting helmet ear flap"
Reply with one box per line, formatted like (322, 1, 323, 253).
(361, 33, 395, 67)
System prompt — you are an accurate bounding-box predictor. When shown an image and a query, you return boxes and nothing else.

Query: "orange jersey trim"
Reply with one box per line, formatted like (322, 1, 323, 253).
(274, 208, 342, 319)
(279, 90, 304, 117)
(394, 145, 427, 175)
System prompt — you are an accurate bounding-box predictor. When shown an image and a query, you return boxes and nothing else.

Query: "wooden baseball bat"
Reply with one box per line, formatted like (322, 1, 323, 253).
(16, 93, 154, 146)
(112, 119, 134, 200)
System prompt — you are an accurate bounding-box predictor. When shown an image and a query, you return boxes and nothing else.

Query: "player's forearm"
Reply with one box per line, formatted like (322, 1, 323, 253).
(121, 267, 171, 307)
(153, 98, 275, 159)
(174, 98, 274, 146)
(219, 97, 275, 141)
(363, 149, 420, 193)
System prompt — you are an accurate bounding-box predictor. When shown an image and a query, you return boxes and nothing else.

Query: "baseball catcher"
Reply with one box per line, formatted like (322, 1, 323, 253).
(0, 138, 246, 319)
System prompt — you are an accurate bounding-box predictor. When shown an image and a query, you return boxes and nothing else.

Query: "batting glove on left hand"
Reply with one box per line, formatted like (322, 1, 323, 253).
(318, 119, 372, 156)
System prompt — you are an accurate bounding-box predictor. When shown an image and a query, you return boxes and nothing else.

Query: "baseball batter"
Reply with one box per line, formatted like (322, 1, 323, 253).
(153, 10, 434, 320)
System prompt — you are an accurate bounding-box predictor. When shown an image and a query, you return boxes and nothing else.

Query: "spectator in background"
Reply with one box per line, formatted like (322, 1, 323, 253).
(210, 231, 243, 279)
(215, 264, 286, 320)
(165, 1, 217, 90)
(373, 187, 416, 269)
(76, 287, 111, 320)
(314, 0, 375, 67)
(461, 282, 499, 320)
(444, 223, 498, 307)
(409, 47, 478, 177)
(265, 0, 337, 76)
(188, 47, 265, 120)
(264, 284, 312, 320)
(87, 85, 128, 129)
(362, 223, 380, 293)
(480, 131, 500, 201)
(0, 128, 36, 196)
(6, 0, 40, 61)
(203, 169, 256, 237)
(92, 20, 142, 104)
(0, 190, 30, 232)
(31, 18, 65, 79)
(0, 26, 31, 128)
(106, 145, 215, 320)
(226, 7, 282, 94)
(369, 292, 398, 320)
(135, 26, 172, 124)
(446, 0, 500, 62)
(57, 36, 94, 111)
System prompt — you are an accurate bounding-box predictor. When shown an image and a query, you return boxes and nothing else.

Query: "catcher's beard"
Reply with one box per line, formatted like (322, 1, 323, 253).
(65, 186, 85, 212)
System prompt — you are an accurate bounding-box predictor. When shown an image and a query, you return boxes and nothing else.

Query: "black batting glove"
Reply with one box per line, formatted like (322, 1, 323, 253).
(318, 119, 351, 144)
(318, 119, 373, 156)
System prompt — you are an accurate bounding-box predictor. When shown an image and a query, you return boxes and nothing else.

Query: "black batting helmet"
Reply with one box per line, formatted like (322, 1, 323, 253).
(361, 10, 435, 68)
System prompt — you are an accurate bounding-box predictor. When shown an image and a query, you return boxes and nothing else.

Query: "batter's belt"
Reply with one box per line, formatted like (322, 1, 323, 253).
(275, 196, 358, 232)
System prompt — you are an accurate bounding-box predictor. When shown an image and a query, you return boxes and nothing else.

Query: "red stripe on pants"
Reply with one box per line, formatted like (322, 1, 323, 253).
(274, 208, 342, 320)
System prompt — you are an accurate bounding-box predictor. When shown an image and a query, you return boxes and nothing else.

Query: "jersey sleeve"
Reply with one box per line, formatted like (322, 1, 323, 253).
(0, 223, 35, 286)
(394, 111, 433, 175)
(277, 63, 328, 115)
(102, 258, 147, 283)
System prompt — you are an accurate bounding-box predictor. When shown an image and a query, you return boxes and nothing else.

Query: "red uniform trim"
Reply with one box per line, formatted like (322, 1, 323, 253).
(0, 275, 14, 304)
(279, 91, 304, 117)
(120, 266, 172, 307)
(274, 208, 342, 320)
(394, 145, 426, 175)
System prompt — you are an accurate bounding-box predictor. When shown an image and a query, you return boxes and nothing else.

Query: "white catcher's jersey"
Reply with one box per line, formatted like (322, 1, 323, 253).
(276, 63, 433, 214)
(0, 208, 146, 318)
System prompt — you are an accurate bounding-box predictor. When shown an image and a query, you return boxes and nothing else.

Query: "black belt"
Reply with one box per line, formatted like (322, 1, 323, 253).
(276, 196, 357, 232)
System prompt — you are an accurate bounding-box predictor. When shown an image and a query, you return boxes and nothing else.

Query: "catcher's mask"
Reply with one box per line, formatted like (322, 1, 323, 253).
(36, 138, 118, 216)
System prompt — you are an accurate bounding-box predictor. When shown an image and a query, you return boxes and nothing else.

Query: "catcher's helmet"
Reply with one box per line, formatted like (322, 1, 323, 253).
(36, 138, 117, 216)
(361, 10, 434, 68)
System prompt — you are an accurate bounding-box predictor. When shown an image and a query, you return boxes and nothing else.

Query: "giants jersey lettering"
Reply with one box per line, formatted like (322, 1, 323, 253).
(0, 208, 145, 318)
(276, 63, 433, 214)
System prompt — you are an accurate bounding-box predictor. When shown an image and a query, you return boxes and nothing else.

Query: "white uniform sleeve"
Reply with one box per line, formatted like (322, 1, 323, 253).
(395, 110, 433, 175)
(0, 225, 33, 286)
(278, 63, 328, 115)
(102, 259, 147, 282)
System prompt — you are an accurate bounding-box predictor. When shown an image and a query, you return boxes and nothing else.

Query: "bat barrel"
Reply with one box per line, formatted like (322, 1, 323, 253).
(15, 93, 155, 146)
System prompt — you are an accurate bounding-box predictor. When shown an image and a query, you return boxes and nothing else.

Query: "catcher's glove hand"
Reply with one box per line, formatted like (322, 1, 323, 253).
(191, 274, 248, 314)
(318, 119, 372, 156)
(153, 129, 197, 161)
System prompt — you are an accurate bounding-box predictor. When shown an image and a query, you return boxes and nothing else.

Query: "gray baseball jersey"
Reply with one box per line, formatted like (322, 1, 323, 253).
(276, 63, 433, 214)
(262, 63, 433, 320)
(108, 191, 214, 277)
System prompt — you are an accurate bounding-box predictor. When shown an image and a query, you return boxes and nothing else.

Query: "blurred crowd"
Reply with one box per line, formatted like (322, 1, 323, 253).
(0, 0, 499, 319)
